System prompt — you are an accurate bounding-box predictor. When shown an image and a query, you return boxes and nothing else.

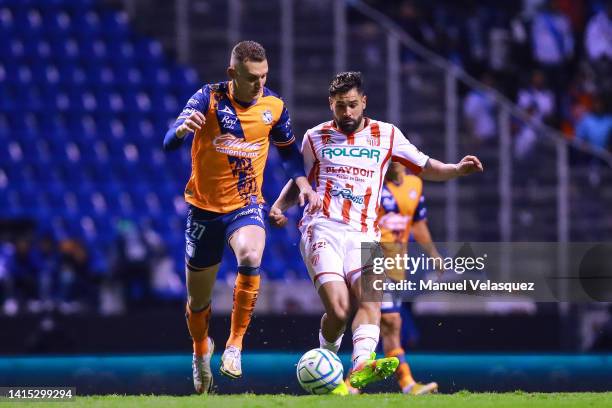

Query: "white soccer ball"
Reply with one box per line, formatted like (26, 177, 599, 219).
(296, 348, 344, 394)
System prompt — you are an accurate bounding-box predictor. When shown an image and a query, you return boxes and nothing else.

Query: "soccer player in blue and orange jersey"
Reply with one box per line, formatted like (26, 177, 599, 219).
(163, 41, 320, 394)
(376, 161, 441, 395)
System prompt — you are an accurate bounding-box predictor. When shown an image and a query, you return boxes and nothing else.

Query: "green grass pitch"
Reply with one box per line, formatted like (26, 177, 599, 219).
(8, 392, 612, 407)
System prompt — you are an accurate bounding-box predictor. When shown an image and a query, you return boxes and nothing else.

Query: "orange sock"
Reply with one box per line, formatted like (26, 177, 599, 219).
(386, 347, 415, 389)
(185, 303, 211, 357)
(226, 271, 260, 350)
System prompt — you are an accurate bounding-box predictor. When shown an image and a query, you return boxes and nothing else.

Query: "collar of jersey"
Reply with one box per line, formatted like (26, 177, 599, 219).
(331, 117, 371, 137)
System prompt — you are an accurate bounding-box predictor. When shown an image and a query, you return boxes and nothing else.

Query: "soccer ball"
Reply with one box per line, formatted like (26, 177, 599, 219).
(296, 348, 344, 394)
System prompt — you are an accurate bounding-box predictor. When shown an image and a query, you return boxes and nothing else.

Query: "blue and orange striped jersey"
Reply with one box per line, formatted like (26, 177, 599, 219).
(377, 173, 427, 281)
(174, 81, 295, 213)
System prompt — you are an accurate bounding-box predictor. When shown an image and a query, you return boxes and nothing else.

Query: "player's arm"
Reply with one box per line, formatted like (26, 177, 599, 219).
(163, 87, 209, 151)
(270, 114, 320, 219)
(420, 156, 483, 181)
(391, 126, 483, 181)
(270, 129, 318, 227)
(275, 143, 318, 208)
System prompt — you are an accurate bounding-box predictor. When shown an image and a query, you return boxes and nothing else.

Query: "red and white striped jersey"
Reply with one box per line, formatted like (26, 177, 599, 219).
(299, 118, 429, 238)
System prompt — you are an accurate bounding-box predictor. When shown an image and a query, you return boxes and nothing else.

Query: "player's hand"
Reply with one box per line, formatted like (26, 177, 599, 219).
(176, 111, 206, 138)
(299, 186, 321, 214)
(456, 155, 483, 176)
(269, 206, 288, 228)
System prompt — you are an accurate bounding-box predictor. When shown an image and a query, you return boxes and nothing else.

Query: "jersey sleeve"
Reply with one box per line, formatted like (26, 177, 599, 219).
(391, 126, 429, 175)
(270, 105, 296, 147)
(174, 86, 211, 127)
(412, 195, 428, 222)
(301, 131, 316, 184)
(163, 86, 211, 151)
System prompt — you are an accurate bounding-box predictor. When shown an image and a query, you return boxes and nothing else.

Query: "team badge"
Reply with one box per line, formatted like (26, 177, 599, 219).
(262, 110, 273, 124)
(186, 241, 195, 257)
(311, 254, 320, 266)
(409, 189, 417, 199)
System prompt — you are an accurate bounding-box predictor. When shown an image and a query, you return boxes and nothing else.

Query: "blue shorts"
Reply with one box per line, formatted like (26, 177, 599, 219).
(184, 202, 268, 269)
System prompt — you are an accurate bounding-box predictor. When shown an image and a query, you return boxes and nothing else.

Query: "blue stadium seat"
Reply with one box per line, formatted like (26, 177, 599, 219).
(50, 36, 80, 61)
(43, 9, 72, 34)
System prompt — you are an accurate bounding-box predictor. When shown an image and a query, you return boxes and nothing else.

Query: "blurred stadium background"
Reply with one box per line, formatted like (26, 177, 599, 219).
(1, 0, 612, 396)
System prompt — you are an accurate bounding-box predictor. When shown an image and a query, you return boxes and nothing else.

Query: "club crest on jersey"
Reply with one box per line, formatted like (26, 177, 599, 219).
(321, 146, 381, 162)
(310, 254, 320, 266)
(367, 134, 381, 146)
(262, 110, 273, 124)
(321, 131, 333, 144)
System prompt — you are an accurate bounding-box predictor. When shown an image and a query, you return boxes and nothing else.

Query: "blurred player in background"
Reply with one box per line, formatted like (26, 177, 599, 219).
(163, 40, 320, 394)
(270, 71, 482, 395)
(347, 162, 441, 395)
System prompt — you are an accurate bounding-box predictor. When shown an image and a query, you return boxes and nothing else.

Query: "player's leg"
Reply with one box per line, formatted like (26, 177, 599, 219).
(317, 281, 352, 397)
(381, 311, 414, 390)
(300, 222, 350, 396)
(345, 240, 399, 389)
(381, 308, 438, 395)
(220, 223, 266, 378)
(300, 222, 348, 352)
(185, 263, 218, 394)
(349, 276, 383, 368)
(184, 206, 226, 394)
(186, 263, 218, 352)
(317, 281, 351, 353)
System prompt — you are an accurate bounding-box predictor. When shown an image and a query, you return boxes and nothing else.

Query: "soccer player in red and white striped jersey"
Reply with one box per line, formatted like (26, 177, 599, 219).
(270, 72, 483, 393)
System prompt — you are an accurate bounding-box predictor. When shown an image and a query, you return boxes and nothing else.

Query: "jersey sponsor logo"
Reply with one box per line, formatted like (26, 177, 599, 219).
(378, 213, 411, 233)
(231, 206, 263, 222)
(261, 109, 273, 124)
(330, 184, 365, 204)
(178, 107, 198, 119)
(213, 134, 261, 158)
(220, 114, 238, 129)
(218, 105, 235, 115)
(321, 146, 381, 162)
(325, 165, 375, 178)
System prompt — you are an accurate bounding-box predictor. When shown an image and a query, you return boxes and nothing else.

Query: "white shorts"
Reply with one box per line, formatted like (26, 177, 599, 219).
(299, 219, 378, 290)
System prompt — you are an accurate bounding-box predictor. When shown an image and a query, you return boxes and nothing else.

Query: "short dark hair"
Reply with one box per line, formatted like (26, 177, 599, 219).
(231, 41, 267, 63)
(329, 71, 364, 96)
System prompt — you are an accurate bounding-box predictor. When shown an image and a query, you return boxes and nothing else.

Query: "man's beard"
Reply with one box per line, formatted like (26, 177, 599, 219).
(336, 114, 363, 134)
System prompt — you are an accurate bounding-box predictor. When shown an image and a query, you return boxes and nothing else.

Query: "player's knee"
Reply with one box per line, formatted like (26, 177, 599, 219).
(382, 313, 401, 333)
(329, 302, 350, 324)
(361, 300, 380, 313)
(187, 295, 211, 311)
(235, 247, 262, 267)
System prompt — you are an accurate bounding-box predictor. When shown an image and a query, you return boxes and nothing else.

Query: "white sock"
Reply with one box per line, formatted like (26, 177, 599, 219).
(351, 324, 380, 370)
(319, 330, 343, 354)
